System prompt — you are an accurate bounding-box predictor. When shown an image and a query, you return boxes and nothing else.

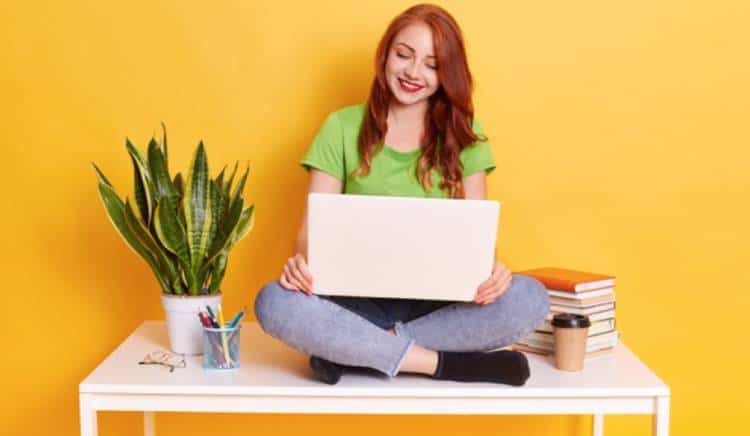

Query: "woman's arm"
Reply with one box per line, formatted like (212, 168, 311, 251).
(464, 170, 512, 304)
(295, 169, 344, 260)
(463, 171, 487, 200)
(463, 171, 497, 261)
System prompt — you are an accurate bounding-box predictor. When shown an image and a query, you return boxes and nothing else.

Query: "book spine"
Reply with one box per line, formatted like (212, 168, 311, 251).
(527, 276, 578, 292)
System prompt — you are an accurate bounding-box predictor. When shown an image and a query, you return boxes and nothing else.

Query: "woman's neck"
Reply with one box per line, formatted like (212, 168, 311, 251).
(387, 100, 428, 128)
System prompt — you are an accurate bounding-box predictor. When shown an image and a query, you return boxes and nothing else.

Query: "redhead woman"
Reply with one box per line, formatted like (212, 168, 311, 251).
(254, 4, 549, 385)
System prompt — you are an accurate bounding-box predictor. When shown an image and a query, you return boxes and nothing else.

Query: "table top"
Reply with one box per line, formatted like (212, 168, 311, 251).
(80, 321, 669, 398)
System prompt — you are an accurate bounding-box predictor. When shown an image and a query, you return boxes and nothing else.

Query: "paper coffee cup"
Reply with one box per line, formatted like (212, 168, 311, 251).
(552, 313, 591, 371)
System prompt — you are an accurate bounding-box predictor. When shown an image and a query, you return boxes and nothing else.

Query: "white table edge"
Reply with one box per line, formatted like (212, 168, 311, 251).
(78, 321, 671, 436)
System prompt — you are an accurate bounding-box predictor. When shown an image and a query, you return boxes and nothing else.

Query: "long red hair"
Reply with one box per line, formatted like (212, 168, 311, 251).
(353, 3, 486, 198)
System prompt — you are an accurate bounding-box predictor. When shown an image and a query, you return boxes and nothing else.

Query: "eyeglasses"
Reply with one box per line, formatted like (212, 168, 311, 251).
(138, 350, 186, 372)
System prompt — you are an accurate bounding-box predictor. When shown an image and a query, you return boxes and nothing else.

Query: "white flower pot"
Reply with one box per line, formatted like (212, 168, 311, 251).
(161, 292, 223, 355)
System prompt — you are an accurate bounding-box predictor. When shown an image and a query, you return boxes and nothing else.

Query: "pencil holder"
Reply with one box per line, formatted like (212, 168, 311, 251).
(202, 325, 241, 370)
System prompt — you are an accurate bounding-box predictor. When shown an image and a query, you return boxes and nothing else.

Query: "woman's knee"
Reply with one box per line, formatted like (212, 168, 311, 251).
(507, 274, 550, 324)
(254, 280, 295, 334)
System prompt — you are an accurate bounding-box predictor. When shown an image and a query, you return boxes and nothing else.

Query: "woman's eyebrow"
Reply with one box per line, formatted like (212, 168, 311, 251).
(395, 42, 435, 59)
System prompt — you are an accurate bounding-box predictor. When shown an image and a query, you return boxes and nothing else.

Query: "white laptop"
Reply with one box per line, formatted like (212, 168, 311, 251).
(307, 193, 500, 301)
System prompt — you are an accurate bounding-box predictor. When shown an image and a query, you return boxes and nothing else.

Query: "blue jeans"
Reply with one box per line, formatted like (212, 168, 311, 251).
(254, 274, 549, 378)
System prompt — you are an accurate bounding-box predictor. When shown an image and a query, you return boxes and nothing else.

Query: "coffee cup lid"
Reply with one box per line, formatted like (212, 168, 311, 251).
(552, 313, 591, 328)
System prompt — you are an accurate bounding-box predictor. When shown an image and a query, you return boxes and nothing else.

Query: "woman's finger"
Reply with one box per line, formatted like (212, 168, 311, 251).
(477, 283, 501, 303)
(279, 272, 298, 291)
(285, 258, 304, 286)
(478, 273, 510, 302)
(294, 254, 313, 289)
(286, 269, 310, 295)
(477, 271, 501, 295)
(281, 262, 310, 295)
(476, 274, 502, 299)
(502, 273, 513, 291)
(476, 280, 501, 302)
(290, 268, 311, 294)
(479, 276, 514, 304)
(289, 260, 311, 293)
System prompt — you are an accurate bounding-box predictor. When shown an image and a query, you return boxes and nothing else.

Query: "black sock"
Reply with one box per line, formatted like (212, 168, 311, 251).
(432, 349, 531, 386)
(309, 355, 348, 385)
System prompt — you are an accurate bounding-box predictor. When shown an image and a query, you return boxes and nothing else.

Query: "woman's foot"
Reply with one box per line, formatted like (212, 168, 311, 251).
(309, 355, 346, 384)
(431, 349, 531, 386)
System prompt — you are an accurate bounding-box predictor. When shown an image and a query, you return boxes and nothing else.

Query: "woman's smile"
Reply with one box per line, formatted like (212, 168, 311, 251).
(398, 78, 424, 93)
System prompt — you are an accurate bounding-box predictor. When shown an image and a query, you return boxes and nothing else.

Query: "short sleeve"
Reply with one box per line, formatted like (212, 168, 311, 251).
(300, 112, 345, 181)
(460, 117, 496, 177)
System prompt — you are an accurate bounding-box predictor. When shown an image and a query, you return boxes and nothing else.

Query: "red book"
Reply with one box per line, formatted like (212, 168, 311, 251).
(517, 267, 615, 293)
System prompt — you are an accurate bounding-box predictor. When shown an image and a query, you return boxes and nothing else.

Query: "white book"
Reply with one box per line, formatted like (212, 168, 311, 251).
(547, 287, 614, 299)
(521, 330, 620, 346)
(518, 331, 620, 351)
(550, 302, 615, 315)
(537, 318, 615, 335)
(545, 309, 615, 322)
(575, 279, 616, 292)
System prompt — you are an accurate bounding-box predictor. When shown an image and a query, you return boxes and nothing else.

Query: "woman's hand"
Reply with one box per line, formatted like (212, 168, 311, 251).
(279, 253, 314, 295)
(473, 261, 512, 305)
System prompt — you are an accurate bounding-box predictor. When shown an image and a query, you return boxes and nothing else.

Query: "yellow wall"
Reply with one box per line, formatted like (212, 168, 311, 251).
(2, 1, 748, 434)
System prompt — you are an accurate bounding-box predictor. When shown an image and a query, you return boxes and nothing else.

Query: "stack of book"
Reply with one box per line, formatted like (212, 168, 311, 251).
(513, 267, 620, 358)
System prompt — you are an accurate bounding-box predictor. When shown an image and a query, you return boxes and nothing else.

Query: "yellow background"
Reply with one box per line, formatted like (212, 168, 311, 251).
(2, 1, 748, 434)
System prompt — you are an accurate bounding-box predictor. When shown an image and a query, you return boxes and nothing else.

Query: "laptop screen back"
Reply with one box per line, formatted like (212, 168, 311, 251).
(307, 193, 500, 301)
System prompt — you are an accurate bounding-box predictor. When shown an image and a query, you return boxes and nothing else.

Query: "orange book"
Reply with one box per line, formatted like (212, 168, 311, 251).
(517, 267, 615, 293)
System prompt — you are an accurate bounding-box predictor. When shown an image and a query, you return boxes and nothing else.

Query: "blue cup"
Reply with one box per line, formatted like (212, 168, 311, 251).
(202, 325, 241, 370)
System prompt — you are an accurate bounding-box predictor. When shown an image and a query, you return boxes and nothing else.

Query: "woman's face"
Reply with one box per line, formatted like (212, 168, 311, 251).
(385, 22, 440, 106)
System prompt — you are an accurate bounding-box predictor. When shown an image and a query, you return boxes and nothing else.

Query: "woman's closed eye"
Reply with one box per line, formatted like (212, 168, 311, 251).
(397, 53, 437, 70)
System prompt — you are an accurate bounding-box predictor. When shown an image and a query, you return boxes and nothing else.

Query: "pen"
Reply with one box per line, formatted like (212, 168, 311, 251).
(205, 305, 219, 327)
(217, 304, 232, 365)
(198, 312, 225, 365)
(228, 306, 247, 328)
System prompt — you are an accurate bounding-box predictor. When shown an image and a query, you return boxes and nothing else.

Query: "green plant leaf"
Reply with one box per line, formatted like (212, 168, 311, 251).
(224, 162, 238, 198)
(125, 139, 154, 224)
(173, 172, 184, 197)
(153, 196, 191, 277)
(208, 254, 227, 294)
(148, 138, 178, 201)
(207, 180, 221, 256)
(230, 164, 249, 208)
(91, 162, 113, 187)
(160, 121, 169, 174)
(229, 204, 255, 249)
(206, 204, 255, 295)
(215, 165, 226, 189)
(183, 141, 212, 293)
(197, 195, 243, 280)
(93, 177, 170, 293)
(123, 199, 181, 294)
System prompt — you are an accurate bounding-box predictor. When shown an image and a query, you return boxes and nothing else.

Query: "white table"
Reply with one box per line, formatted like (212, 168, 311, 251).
(79, 321, 670, 436)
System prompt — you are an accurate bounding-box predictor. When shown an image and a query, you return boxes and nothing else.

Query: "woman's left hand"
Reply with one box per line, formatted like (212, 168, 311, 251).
(473, 261, 512, 305)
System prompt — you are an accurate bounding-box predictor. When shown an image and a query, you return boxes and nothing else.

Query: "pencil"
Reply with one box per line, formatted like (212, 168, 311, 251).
(217, 304, 232, 366)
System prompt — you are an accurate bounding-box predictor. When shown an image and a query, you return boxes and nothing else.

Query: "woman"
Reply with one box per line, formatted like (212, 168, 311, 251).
(254, 4, 549, 385)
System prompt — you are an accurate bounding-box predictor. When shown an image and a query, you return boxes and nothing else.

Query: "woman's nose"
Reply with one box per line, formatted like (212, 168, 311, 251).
(405, 62, 420, 80)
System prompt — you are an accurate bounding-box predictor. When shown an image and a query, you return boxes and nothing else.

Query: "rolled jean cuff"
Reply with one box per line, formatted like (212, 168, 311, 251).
(384, 321, 415, 377)
(386, 334, 416, 378)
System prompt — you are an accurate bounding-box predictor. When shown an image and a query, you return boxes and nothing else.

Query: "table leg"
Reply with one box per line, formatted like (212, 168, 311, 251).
(652, 396, 670, 436)
(592, 414, 604, 436)
(79, 394, 98, 436)
(144, 412, 156, 436)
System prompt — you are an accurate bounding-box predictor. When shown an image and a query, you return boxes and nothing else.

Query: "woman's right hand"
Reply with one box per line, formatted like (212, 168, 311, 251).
(279, 253, 314, 295)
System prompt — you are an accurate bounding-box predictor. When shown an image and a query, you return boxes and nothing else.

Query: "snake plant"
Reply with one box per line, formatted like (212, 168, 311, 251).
(92, 124, 255, 296)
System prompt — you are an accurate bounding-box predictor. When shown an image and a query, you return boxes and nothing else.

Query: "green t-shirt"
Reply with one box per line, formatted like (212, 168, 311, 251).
(300, 104, 495, 198)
